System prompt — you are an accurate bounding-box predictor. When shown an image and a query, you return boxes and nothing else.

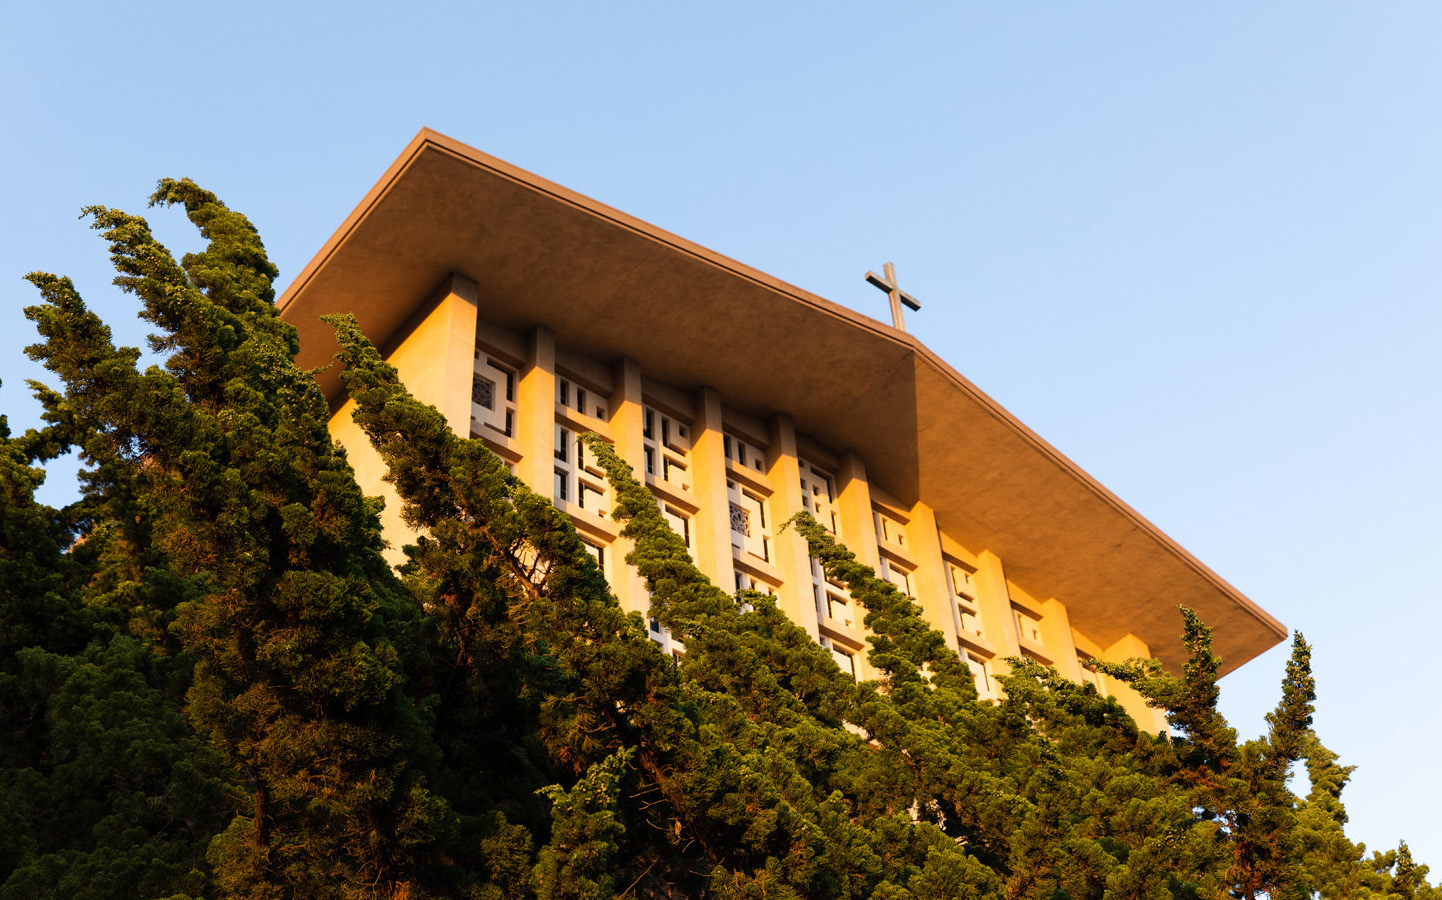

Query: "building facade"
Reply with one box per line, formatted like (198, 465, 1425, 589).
(279, 130, 1287, 733)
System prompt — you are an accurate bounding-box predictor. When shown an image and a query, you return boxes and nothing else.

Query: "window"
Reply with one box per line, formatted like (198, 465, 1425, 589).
(822, 638, 857, 680)
(647, 615, 684, 657)
(661, 414, 688, 453)
(643, 405, 692, 491)
(553, 424, 570, 463)
(554, 424, 608, 515)
(816, 583, 856, 630)
(661, 505, 692, 550)
(472, 352, 517, 437)
(727, 480, 771, 562)
(581, 539, 606, 570)
(723, 432, 766, 472)
(663, 455, 685, 485)
(967, 653, 998, 701)
(800, 460, 842, 616)
(874, 509, 907, 548)
(1014, 608, 1043, 646)
(880, 557, 913, 596)
(958, 605, 984, 638)
(798, 461, 839, 534)
(558, 376, 607, 419)
(949, 561, 983, 638)
(734, 570, 776, 596)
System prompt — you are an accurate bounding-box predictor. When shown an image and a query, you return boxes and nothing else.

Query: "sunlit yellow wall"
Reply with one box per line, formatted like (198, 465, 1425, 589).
(329, 275, 477, 566)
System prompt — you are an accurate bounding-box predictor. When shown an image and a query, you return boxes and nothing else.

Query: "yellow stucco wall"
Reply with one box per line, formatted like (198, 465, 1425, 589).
(328, 274, 477, 566)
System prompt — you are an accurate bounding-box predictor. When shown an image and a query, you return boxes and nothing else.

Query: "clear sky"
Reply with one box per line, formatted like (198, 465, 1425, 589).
(3, 0, 1438, 868)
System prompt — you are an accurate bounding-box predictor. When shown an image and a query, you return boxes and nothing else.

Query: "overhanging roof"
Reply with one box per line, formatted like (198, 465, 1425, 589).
(278, 128, 1286, 675)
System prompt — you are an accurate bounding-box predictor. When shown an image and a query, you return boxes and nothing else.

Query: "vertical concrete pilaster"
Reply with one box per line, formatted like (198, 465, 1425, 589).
(767, 414, 819, 638)
(517, 327, 556, 500)
(384, 273, 479, 435)
(908, 502, 957, 654)
(833, 451, 879, 681)
(332, 273, 478, 565)
(606, 358, 647, 615)
(1040, 599, 1083, 681)
(1103, 633, 1167, 733)
(974, 550, 1022, 673)
(691, 386, 736, 592)
(607, 358, 646, 475)
(835, 451, 879, 570)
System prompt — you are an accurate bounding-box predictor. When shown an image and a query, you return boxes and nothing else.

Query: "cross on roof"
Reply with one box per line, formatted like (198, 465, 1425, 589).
(865, 261, 921, 332)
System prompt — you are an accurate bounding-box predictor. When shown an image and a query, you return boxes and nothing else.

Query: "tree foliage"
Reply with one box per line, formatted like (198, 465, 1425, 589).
(3, 181, 1432, 899)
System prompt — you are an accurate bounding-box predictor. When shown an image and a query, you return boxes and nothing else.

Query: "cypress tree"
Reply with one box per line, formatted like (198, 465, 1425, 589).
(23, 183, 448, 899)
(0, 395, 229, 900)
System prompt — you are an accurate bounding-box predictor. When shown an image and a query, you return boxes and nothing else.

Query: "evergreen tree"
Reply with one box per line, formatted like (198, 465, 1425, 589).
(1293, 735, 1393, 899)
(0, 396, 229, 900)
(23, 183, 448, 899)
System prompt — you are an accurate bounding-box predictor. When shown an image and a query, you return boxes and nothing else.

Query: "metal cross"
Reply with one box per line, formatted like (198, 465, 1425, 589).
(865, 261, 921, 332)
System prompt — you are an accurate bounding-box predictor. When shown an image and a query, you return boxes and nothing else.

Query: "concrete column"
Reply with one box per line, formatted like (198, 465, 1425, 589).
(606, 358, 647, 615)
(331, 398, 409, 564)
(833, 451, 879, 681)
(607, 358, 646, 475)
(907, 502, 957, 654)
(690, 386, 736, 592)
(835, 451, 879, 569)
(1039, 598, 1083, 681)
(766, 414, 820, 638)
(974, 550, 1022, 673)
(1103, 633, 1168, 733)
(331, 274, 478, 565)
(516, 326, 556, 500)
(384, 273, 479, 435)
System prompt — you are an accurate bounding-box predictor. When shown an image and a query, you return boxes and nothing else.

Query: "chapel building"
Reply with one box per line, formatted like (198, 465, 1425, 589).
(278, 130, 1287, 732)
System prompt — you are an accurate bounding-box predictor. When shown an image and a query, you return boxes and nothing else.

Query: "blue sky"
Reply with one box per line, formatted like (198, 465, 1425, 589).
(4, 1, 1438, 867)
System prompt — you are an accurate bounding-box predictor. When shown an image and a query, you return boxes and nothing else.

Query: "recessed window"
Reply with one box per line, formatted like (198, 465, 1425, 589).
(949, 561, 983, 638)
(581, 539, 605, 569)
(967, 653, 997, 701)
(472, 375, 495, 410)
(472, 354, 517, 437)
(874, 509, 907, 548)
(1014, 608, 1044, 646)
(554, 424, 607, 515)
(662, 505, 692, 550)
(727, 480, 771, 562)
(643, 404, 692, 491)
(734, 571, 776, 596)
(880, 557, 913, 596)
(799, 461, 838, 534)
(822, 639, 857, 680)
(724, 432, 767, 472)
